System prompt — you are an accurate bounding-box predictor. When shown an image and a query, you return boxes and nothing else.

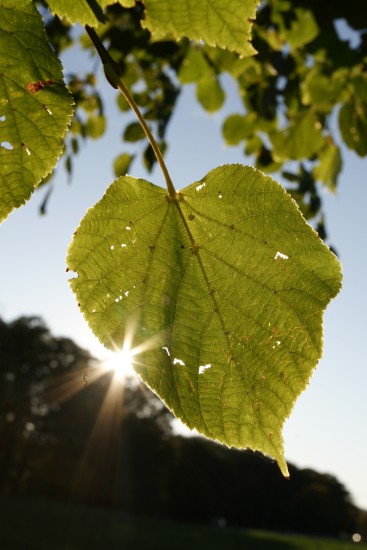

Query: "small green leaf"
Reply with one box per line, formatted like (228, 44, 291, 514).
(301, 71, 343, 113)
(123, 122, 146, 142)
(196, 75, 225, 113)
(313, 142, 342, 192)
(117, 93, 130, 112)
(178, 49, 212, 85)
(339, 100, 367, 157)
(67, 164, 341, 475)
(284, 8, 319, 50)
(244, 135, 262, 156)
(113, 152, 134, 177)
(85, 115, 106, 139)
(0, 0, 73, 222)
(271, 113, 324, 161)
(142, 0, 259, 57)
(222, 113, 256, 145)
(143, 141, 167, 173)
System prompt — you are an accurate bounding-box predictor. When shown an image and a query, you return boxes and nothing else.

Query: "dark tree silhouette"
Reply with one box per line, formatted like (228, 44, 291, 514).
(0, 315, 365, 537)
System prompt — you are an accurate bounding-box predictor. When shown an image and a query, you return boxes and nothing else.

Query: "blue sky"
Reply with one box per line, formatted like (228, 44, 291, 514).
(1, 38, 367, 509)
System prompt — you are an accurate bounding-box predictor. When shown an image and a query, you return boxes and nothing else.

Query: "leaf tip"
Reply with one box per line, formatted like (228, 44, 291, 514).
(277, 455, 290, 478)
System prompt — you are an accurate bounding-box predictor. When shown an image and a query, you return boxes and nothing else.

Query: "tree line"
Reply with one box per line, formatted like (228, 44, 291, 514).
(0, 315, 366, 538)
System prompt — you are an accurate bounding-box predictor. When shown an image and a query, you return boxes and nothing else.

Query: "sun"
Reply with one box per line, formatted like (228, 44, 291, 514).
(100, 317, 164, 384)
(103, 344, 136, 382)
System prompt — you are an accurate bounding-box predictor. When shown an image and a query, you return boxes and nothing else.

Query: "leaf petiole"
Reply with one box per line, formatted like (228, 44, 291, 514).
(85, 25, 176, 199)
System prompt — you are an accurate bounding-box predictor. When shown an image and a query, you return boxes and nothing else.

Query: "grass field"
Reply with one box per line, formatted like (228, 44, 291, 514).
(0, 495, 364, 549)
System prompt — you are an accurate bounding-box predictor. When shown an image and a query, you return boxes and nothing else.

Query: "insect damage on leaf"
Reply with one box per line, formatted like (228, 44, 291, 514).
(26, 80, 56, 94)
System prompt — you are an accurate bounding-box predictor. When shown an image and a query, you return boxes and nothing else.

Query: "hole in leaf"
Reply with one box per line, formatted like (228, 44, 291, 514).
(42, 104, 52, 115)
(0, 115, 5, 122)
(199, 364, 211, 374)
(21, 143, 31, 155)
(274, 251, 289, 260)
(1, 141, 13, 150)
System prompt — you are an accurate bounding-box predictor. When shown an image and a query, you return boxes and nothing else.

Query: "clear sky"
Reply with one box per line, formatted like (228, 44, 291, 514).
(1, 37, 367, 509)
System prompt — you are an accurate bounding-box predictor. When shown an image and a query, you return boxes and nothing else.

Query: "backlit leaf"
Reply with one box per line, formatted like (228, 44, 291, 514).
(222, 113, 256, 146)
(271, 113, 324, 162)
(46, 0, 106, 26)
(141, 0, 259, 57)
(339, 100, 367, 157)
(178, 49, 212, 85)
(113, 152, 134, 177)
(284, 9, 319, 50)
(313, 142, 342, 192)
(0, 0, 73, 222)
(123, 122, 146, 142)
(67, 164, 341, 475)
(86, 115, 106, 139)
(196, 75, 225, 113)
(301, 71, 344, 113)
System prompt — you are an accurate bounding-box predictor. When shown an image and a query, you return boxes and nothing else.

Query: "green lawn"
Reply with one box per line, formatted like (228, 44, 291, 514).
(0, 495, 363, 549)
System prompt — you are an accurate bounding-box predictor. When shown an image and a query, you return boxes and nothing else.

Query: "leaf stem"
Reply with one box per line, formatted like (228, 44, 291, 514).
(85, 25, 176, 199)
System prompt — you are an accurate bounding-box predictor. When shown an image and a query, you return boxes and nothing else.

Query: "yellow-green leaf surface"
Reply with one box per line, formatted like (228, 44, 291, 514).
(271, 113, 324, 162)
(45, 0, 106, 26)
(142, 0, 260, 57)
(106, 0, 136, 7)
(46, 0, 136, 26)
(283, 9, 319, 50)
(67, 164, 341, 475)
(0, 0, 73, 222)
(196, 74, 225, 113)
(313, 142, 342, 192)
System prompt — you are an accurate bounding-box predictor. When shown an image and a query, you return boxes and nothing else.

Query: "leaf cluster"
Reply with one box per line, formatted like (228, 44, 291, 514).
(0, 0, 343, 474)
(37, 0, 367, 239)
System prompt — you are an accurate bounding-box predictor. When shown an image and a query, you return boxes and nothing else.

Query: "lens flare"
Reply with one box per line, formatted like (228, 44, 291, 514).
(103, 345, 135, 382)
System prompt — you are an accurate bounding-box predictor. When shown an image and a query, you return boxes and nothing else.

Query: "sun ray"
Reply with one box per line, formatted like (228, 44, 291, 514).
(102, 318, 164, 383)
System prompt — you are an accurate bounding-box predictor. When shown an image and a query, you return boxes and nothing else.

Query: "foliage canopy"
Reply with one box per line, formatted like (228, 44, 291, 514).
(0, 0, 352, 472)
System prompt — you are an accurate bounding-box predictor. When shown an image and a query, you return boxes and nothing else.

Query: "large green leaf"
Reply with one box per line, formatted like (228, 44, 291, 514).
(0, 0, 73, 222)
(67, 164, 341, 475)
(142, 0, 259, 57)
